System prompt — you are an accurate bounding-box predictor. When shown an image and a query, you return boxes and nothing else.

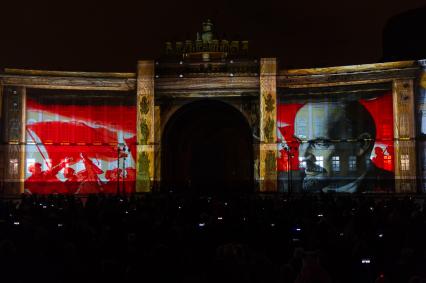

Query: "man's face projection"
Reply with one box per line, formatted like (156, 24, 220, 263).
(294, 102, 372, 192)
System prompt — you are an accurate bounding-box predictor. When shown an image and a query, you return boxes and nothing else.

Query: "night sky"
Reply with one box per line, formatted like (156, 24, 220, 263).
(0, 0, 425, 72)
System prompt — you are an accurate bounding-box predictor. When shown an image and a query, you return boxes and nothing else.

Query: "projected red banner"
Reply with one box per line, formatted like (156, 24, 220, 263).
(25, 97, 136, 194)
(277, 94, 394, 193)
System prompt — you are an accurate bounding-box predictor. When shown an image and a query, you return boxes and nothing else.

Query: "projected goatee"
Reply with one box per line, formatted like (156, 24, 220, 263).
(302, 176, 331, 192)
(302, 161, 330, 192)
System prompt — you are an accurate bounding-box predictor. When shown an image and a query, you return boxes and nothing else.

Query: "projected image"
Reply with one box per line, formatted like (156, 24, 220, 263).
(24, 92, 136, 194)
(277, 94, 395, 193)
(419, 71, 426, 192)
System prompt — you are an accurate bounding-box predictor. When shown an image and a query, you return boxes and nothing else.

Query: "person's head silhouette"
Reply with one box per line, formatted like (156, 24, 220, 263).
(294, 101, 376, 192)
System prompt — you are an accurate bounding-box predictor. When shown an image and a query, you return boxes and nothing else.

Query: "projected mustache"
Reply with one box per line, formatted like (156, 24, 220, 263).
(303, 160, 326, 174)
(301, 160, 330, 191)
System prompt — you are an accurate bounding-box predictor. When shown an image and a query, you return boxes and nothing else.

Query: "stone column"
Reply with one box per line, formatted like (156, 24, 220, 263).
(392, 79, 417, 192)
(154, 105, 161, 191)
(136, 61, 155, 192)
(2, 86, 25, 195)
(259, 58, 277, 192)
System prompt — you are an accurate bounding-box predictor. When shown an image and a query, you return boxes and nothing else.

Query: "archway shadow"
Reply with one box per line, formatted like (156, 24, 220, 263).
(161, 100, 253, 195)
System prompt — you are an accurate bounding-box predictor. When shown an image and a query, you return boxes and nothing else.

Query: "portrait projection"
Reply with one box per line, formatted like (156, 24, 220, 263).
(277, 93, 395, 193)
(24, 90, 136, 195)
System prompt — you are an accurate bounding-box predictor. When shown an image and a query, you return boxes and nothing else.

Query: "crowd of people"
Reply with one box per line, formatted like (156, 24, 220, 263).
(0, 192, 425, 283)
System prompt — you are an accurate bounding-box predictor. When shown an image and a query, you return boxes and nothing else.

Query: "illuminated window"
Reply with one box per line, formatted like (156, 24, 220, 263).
(384, 155, 392, 170)
(315, 156, 323, 168)
(349, 156, 357, 171)
(9, 159, 19, 176)
(401, 154, 410, 171)
(332, 156, 340, 172)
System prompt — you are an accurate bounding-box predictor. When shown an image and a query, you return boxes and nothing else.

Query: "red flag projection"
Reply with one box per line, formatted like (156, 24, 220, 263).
(25, 97, 136, 194)
(277, 93, 394, 193)
(277, 103, 304, 172)
(359, 95, 394, 172)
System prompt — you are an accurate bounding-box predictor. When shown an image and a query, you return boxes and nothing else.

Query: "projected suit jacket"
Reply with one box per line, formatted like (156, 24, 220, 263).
(319, 163, 395, 193)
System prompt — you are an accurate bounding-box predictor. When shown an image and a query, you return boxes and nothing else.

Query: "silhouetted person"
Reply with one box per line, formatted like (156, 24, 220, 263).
(76, 153, 104, 194)
(25, 158, 69, 194)
(63, 167, 79, 194)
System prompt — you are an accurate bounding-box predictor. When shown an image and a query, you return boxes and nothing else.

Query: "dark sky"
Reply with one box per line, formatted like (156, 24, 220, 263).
(0, 0, 424, 72)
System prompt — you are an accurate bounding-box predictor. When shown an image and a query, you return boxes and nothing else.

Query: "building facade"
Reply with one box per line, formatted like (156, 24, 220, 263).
(0, 23, 425, 195)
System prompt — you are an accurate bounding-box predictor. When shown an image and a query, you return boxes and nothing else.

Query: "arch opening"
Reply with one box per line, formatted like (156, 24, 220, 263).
(161, 100, 253, 194)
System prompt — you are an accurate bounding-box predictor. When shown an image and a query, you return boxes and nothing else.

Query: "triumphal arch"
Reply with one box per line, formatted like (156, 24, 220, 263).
(0, 20, 424, 195)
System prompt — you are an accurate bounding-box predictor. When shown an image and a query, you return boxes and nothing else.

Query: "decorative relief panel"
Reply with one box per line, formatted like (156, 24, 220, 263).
(392, 79, 417, 192)
(2, 86, 25, 194)
(3, 86, 23, 142)
(136, 61, 155, 192)
(259, 58, 277, 192)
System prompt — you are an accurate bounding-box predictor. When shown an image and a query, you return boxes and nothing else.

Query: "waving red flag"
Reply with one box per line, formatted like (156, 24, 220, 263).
(27, 121, 120, 166)
(27, 98, 136, 133)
